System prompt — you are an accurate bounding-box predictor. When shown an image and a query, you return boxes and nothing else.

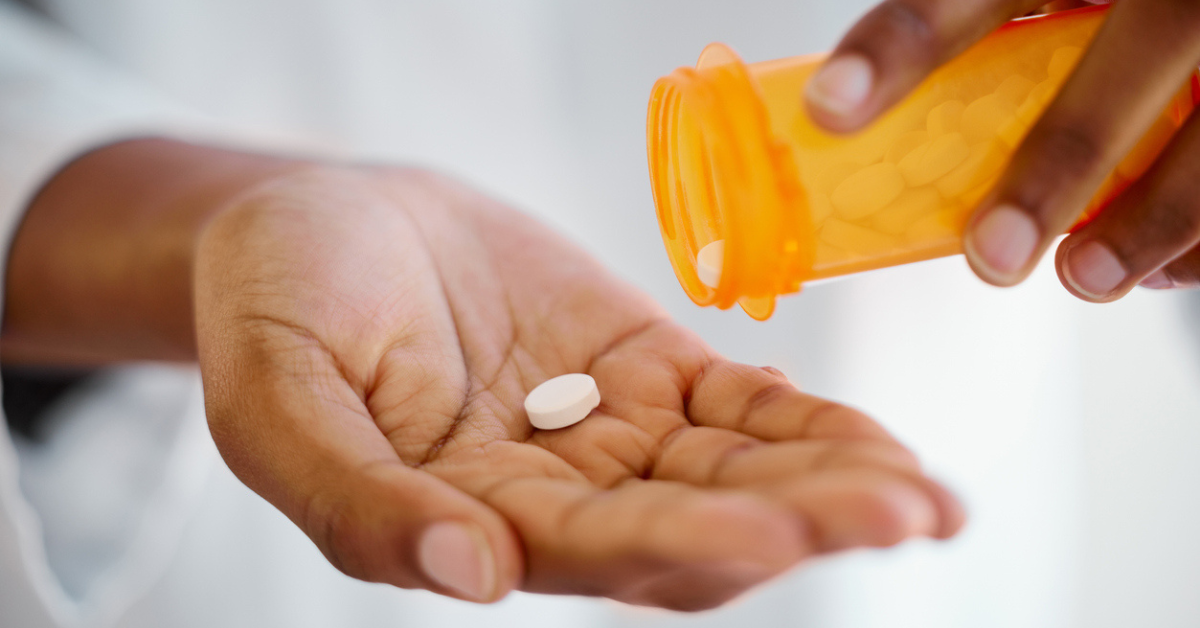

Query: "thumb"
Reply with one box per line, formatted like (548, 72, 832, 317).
(301, 456, 523, 602)
(191, 178, 524, 602)
(195, 311, 523, 602)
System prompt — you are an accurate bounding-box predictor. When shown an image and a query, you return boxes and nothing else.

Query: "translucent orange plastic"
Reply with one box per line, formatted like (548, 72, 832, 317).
(648, 5, 1199, 320)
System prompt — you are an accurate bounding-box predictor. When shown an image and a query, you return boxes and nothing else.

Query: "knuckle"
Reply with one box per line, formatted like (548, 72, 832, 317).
(745, 380, 794, 415)
(1109, 192, 1200, 268)
(1031, 122, 1107, 180)
(842, 0, 940, 65)
(879, 2, 933, 35)
(1155, 195, 1200, 240)
(869, 1, 940, 58)
(1141, 196, 1200, 247)
(1012, 122, 1112, 216)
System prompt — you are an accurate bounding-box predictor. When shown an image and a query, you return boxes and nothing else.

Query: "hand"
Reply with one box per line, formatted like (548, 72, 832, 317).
(192, 162, 963, 610)
(804, 0, 1200, 300)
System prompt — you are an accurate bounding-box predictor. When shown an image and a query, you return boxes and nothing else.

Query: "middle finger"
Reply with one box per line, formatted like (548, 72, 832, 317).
(964, 0, 1200, 285)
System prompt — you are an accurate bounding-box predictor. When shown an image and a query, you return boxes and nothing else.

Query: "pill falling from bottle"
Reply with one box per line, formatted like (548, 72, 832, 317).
(696, 240, 725, 288)
(524, 373, 601, 430)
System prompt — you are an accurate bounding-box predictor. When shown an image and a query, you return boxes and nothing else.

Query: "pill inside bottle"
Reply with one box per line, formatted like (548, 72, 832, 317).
(696, 240, 725, 288)
(648, 4, 1198, 320)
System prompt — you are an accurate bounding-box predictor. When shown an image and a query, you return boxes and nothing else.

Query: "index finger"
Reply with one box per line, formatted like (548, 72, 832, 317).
(805, 0, 1042, 132)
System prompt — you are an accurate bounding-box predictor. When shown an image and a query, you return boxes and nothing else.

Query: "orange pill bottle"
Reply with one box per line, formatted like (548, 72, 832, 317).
(647, 5, 1199, 320)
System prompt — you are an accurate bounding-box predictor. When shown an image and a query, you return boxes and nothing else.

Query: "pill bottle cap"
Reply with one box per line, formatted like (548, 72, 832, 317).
(648, 44, 813, 320)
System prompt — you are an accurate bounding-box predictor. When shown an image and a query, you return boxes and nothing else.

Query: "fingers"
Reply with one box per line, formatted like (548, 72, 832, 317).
(965, 0, 1200, 286)
(651, 427, 966, 549)
(450, 470, 809, 611)
(1141, 245, 1200, 289)
(687, 360, 897, 442)
(527, 350, 965, 556)
(677, 361, 965, 546)
(305, 459, 522, 602)
(1055, 109, 1200, 300)
(766, 467, 960, 550)
(684, 362, 964, 543)
(806, 0, 1040, 132)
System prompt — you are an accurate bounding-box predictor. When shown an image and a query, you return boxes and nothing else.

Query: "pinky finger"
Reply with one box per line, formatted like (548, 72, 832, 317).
(1141, 247, 1200, 289)
(1054, 104, 1200, 302)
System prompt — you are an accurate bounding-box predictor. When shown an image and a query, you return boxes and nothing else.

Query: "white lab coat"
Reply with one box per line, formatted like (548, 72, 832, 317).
(2, 1, 1199, 627)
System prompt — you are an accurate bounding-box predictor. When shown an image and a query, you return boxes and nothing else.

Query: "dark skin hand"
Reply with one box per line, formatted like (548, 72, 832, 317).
(805, 0, 1200, 299)
(2, 139, 964, 611)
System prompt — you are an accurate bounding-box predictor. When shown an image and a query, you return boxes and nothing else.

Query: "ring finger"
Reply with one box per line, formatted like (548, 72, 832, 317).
(1057, 110, 1200, 299)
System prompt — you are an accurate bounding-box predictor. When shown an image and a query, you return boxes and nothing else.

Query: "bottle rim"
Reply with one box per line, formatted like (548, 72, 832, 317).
(647, 43, 812, 320)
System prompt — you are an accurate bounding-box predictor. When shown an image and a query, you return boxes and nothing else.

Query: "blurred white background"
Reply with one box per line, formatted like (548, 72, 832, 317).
(6, 0, 1200, 626)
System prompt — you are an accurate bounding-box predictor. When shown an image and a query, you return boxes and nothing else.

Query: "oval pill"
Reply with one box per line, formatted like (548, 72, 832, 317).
(961, 94, 1014, 144)
(906, 207, 966, 242)
(815, 241, 856, 267)
(897, 132, 969, 187)
(885, 130, 930, 164)
(996, 115, 1028, 148)
(1016, 80, 1057, 124)
(936, 140, 1007, 201)
(810, 193, 834, 224)
(525, 373, 601, 430)
(873, 187, 943, 236)
(927, 100, 965, 137)
(820, 218, 899, 255)
(994, 75, 1036, 108)
(831, 162, 905, 220)
(813, 162, 862, 194)
(696, 240, 725, 288)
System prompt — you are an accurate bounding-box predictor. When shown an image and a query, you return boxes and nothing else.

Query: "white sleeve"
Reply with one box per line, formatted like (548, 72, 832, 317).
(0, 3, 220, 627)
(0, 1, 225, 231)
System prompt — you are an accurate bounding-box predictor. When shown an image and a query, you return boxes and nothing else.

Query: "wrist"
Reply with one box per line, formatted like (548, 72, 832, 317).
(2, 138, 309, 364)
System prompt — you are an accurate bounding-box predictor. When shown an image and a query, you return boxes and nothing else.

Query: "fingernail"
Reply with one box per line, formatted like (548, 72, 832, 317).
(806, 54, 874, 117)
(968, 205, 1039, 279)
(418, 522, 495, 601)
(761, 366, 786, 379)
(1140, 269, 1175, 290)
(1064, 241, 1126, 299)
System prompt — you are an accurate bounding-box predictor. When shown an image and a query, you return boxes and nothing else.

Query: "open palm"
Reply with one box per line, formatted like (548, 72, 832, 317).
(193, 166, 963, 611)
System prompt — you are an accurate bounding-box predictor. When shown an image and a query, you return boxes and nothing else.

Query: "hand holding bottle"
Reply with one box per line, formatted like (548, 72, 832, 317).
(806, 0, 1200, 299)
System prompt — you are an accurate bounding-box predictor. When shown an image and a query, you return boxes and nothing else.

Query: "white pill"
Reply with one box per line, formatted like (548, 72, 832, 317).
(696, 240, 725, 288)
(525, 373, 601, 430)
